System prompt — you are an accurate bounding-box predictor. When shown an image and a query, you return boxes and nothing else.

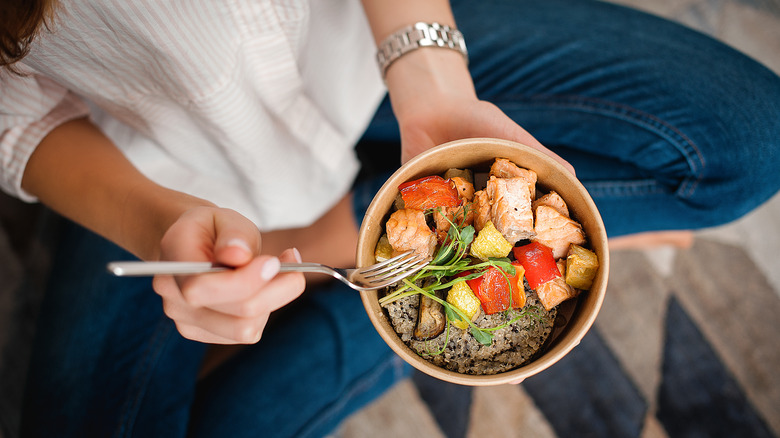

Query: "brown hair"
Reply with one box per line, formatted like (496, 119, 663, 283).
(0, 0, 57, 72)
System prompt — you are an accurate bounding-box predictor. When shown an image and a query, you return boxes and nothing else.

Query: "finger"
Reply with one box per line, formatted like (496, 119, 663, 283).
(160, 207, 221, 263)
(511, 131, 576, 177)
(206, 248, 306, 317)
(212, 209, 262, 267)
(174, 309, 271, 344)
(178, 255, 281, 307)
(156, 273, 271, 344)
(479, 104, 576, 176)
(173, 322, 245, 345)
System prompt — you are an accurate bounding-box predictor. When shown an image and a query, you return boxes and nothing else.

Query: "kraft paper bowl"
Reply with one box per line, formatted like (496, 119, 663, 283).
(356, 138, 609, 386)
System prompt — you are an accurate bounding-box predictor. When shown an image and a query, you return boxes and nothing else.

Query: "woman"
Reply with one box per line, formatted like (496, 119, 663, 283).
(2, 0, 779, 436)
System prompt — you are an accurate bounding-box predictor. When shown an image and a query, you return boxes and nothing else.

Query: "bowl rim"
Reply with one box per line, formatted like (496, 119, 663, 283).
(356, 137, 610, 386)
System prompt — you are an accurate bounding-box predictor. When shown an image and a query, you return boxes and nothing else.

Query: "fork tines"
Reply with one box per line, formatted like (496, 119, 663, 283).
(361, 250, 430, 286)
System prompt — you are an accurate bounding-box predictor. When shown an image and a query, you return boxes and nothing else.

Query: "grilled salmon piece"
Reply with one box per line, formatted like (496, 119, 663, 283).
(533, 205, 586, 259)
(536, 260, 579, 310)
(490, 158, 537, 200)
(472, 190, 491, 233)
(450, 176, 475, 201)
(532, 191, 569, 218)
(486, 176, 535, 244)
(386, 209, 437, 258)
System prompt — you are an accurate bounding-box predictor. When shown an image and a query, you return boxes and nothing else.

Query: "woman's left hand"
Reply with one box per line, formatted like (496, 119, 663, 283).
(384, 48, 574, 175)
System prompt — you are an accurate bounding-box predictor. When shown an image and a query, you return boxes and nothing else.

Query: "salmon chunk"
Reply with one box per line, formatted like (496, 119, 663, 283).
(386, 209, 438, 258)
(490, 158, 537, 200)
(472, 190, 491, 233)
(450, 176, 475, 202)
(486, 176, 535, 244)
(532, 191, 569, 218)
(533, 205, 586, 259)
(536, 260, 579, 310)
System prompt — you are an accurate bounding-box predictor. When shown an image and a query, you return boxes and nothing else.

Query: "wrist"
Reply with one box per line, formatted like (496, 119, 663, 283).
(376, 22, 467, 80)
(121, 182, 216, 261)
(385, 47, 477, 122)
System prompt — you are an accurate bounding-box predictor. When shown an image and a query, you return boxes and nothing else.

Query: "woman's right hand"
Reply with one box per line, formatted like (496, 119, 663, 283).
(152, 207, 306, 344)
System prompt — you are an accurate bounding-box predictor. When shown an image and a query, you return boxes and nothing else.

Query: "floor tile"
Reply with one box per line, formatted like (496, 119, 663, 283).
(411, 371, 473, 438)
(522, 328, 648, 437)
(657, 297, 775, 437)
(669, 238, 780, 435)
(468, 385, 556, 438)
(596, 250, 669, 403)
(339, 379, 444, 438)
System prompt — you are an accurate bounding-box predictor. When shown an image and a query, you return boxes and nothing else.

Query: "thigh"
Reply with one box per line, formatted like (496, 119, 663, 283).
(366, 0, 780, 236)
(21, 218, 206, 438)
(188, 279, 408, 438)
(187, 177, 408, 438)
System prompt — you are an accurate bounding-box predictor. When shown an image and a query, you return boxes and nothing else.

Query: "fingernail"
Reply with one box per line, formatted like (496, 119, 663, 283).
(261, 257, 281, 280)
(226, 238, 252, 254)
(292, 247, 302, 263)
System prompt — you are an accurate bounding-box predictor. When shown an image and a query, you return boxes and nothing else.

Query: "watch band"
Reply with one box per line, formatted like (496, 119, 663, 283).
(376, 22, 468, 80)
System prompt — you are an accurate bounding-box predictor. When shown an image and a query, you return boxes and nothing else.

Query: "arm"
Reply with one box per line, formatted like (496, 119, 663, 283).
(20, 116, 305, 344)
(22, 117, 206, 261)
(360, 0, 573, 173)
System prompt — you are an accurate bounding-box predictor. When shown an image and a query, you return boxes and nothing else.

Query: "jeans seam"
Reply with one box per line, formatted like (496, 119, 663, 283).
(584, 179, 669, 198)
(511, 94, 707, 199)
(114, 317, 174, 438)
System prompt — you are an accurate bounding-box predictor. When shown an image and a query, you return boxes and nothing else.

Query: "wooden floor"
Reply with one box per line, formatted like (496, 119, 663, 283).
(338, 1, 780, 436)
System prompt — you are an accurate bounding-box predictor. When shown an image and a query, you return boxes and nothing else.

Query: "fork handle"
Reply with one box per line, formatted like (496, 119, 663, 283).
(107, 261, 333, 277)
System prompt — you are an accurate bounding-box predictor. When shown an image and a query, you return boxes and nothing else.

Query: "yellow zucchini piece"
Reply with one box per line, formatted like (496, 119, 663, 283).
(374, 234, 394, 262)
(565, 244, 599, 290)
(469, 221, 513, 260)
(446, 281, 482, 329)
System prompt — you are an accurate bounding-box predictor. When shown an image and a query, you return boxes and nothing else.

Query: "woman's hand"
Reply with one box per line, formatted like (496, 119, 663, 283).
(384, 47, 574, 174)
(152, 207, 306, 344)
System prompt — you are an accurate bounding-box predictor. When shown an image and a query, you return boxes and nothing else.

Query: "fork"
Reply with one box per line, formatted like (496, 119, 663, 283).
(106, 250, 431, 291)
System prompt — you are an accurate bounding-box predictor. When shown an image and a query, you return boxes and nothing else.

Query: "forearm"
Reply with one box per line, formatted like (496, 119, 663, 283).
(360, 0, 475, 119)
(21, 117, 213, 261)
(361, 0, 457, 42)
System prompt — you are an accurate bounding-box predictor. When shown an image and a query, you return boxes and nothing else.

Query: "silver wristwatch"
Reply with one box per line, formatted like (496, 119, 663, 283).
(376, 22, 468, 80)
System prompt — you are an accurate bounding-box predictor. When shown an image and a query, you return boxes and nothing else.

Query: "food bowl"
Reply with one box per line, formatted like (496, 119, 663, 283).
(356, 138, 609, 386)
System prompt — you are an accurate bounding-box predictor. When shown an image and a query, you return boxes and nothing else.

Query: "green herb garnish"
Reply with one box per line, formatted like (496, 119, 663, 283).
(379, 207, 522, 346)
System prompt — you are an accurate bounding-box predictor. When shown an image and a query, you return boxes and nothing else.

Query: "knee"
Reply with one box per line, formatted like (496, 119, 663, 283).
(682, 129, 780, 228)
(675, 56, 780, 225)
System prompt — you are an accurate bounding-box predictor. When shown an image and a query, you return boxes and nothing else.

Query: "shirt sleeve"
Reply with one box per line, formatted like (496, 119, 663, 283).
(0, 69, 90, 202)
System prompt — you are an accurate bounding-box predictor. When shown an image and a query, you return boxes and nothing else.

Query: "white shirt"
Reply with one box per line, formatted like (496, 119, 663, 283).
(0, 0, 386, 231)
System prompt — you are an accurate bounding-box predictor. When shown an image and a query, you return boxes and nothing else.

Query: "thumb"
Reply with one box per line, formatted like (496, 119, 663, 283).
(212, 210, 262, 267)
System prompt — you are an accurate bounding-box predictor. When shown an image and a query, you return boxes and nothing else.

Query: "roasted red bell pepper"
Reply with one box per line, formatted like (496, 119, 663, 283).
(465, 262, 525, 314)
(513, 241, 561, 289)
(398, 175, 461, 210)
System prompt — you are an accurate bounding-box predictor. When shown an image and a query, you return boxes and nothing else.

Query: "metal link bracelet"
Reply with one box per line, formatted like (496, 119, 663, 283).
(376, 22, 468, 80)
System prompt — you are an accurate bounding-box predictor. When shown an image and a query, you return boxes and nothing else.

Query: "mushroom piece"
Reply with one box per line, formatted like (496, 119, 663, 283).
(414, 294, 446, 340)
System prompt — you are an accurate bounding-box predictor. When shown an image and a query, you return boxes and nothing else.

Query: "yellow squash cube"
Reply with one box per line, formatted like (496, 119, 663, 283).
(565, 244, 599, 290)
(470, 221, 513, 260)
(374, 234, 394, 262)
(446, 281, 482, 329)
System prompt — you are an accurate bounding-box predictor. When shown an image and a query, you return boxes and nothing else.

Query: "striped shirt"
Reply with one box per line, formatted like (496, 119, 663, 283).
(0, 0, 385, 231)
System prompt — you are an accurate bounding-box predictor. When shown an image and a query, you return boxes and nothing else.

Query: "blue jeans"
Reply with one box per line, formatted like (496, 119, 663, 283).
(21, 1, 780, 437)
(366, 0, 780, 237)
